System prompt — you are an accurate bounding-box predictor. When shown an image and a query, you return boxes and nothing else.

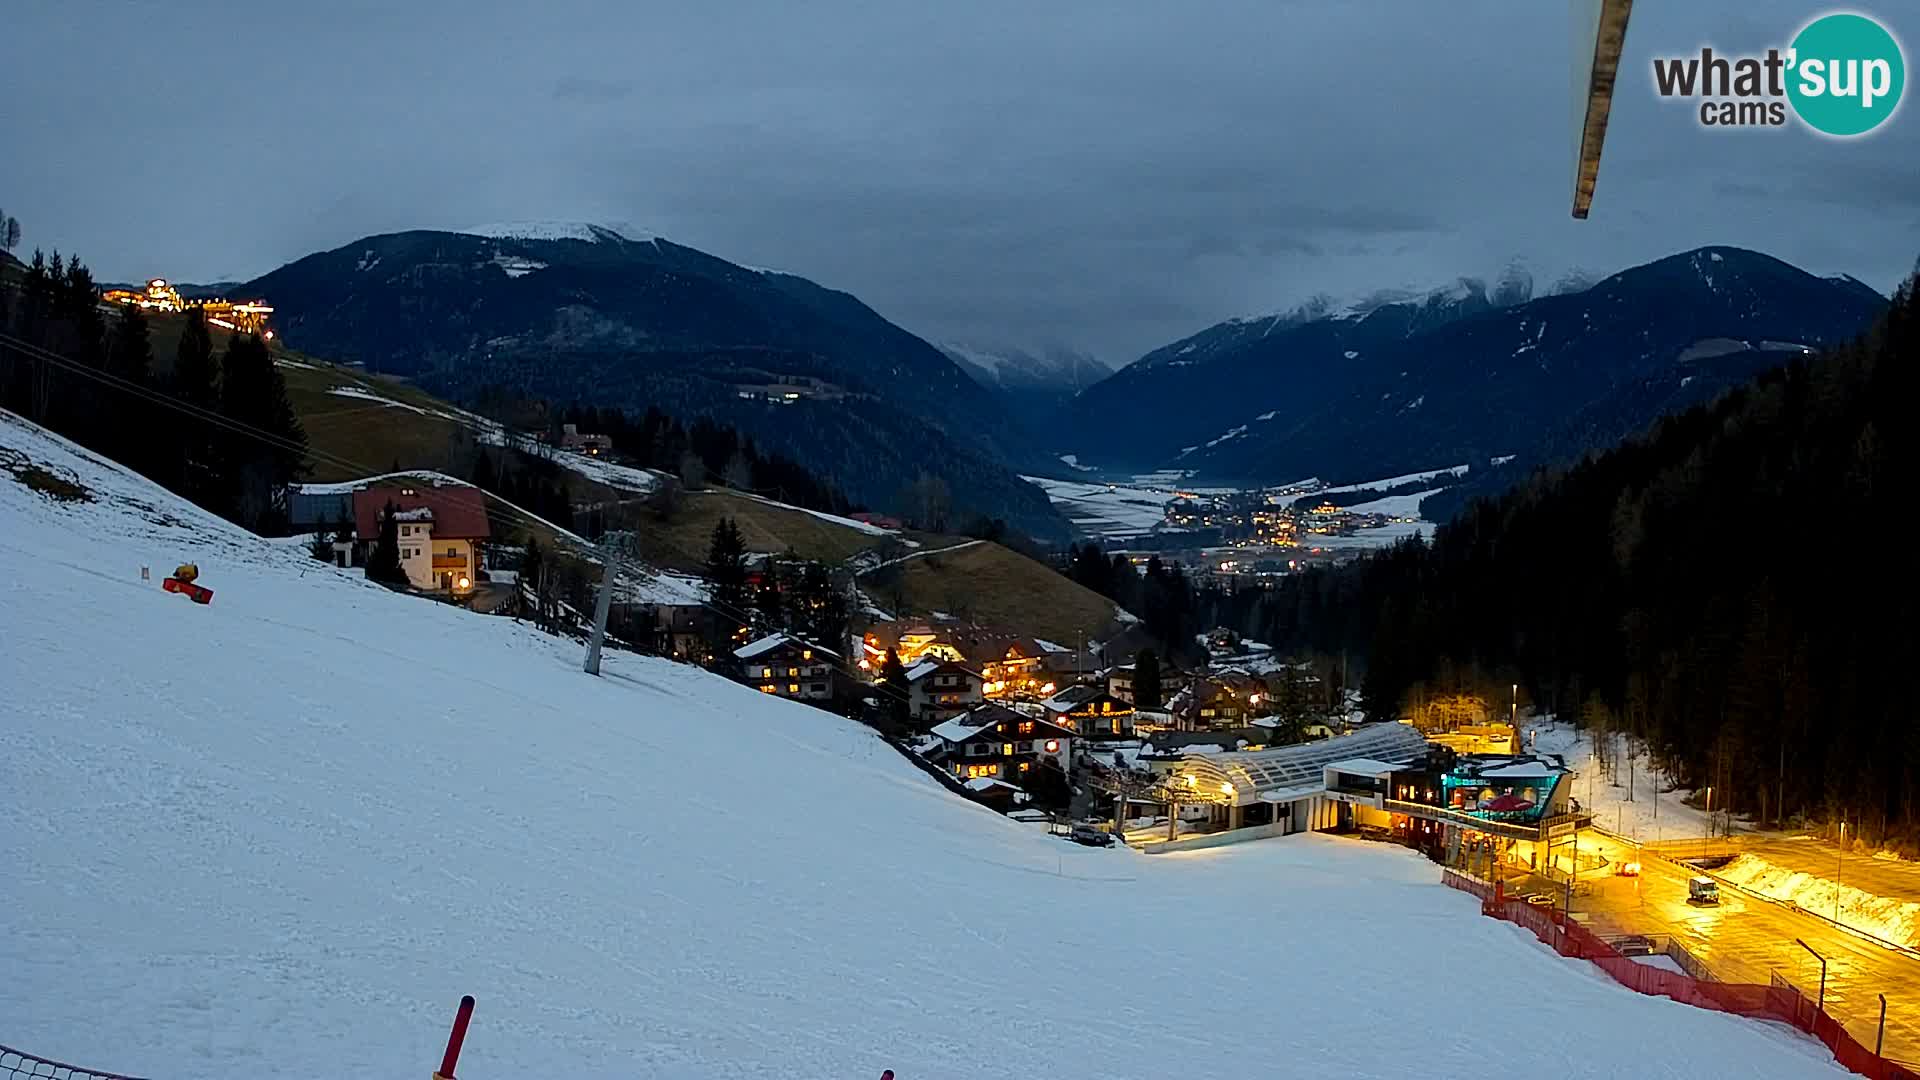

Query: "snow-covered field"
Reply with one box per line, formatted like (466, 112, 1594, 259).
(1021, 476, 1175, 540)
(0, 411, 1849, 1079)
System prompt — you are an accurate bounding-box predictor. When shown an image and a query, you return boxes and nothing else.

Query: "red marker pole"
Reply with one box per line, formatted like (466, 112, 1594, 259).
(435, 995, 475, 1080)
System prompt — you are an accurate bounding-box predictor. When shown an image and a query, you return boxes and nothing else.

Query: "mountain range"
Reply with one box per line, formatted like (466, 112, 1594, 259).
(939, 341, 1109, 432)
(1056, 247, 1887, 490)
(240, 224, 1068, 538)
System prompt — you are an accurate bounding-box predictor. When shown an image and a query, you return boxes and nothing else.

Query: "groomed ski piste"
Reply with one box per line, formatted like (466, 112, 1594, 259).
(0, 410, 1850, 1078)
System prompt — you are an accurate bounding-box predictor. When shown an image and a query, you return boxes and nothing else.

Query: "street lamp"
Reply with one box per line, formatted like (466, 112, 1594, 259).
(1705, 785, 1714, 840)
(1837, 822, 1847, 925)
(1796, 938, 1828, 1013)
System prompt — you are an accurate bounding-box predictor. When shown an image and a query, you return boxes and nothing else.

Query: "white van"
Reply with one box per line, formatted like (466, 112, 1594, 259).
(1688, 876, 1721, 905)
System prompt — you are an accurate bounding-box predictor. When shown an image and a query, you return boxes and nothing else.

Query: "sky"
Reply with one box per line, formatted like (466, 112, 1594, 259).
(4, 1, 1917, 365)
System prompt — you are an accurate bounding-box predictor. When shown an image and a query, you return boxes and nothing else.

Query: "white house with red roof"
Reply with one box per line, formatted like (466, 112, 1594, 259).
(350, 482, 490, 594)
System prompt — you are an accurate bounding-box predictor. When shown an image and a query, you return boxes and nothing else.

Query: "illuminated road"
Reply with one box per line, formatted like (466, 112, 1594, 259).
(1575, 830, 1920, 1063)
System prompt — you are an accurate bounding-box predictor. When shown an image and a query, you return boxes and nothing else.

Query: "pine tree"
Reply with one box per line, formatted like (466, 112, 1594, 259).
(216, 332, 307, 530)
(172, 307, 217, 402)
(877, 647, 911, 734)
(1133, 648, 1163, 709)
(754, 558, 785, 631)
(365, 502, 408, 586)
(104, 304, 157, 473)
(704, 516, 750, 630)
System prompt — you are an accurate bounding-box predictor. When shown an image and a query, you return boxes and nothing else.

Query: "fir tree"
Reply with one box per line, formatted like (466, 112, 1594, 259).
(216, 332, 307, 530)
(365, 502, 409, 586)
(877, 647, 911, 734)
(104, 304, 157, 473)
(1133, 648, 1162, 709)
(754, 558, 785, 631)
(172, 307, 218, 406)
(704, 516, 750, 631)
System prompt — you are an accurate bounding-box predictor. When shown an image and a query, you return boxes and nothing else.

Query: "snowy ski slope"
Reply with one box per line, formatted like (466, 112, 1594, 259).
(0, 411, 1848, 1079)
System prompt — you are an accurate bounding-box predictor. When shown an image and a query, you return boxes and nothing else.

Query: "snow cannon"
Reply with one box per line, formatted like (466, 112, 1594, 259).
(162, 563, 213, 604)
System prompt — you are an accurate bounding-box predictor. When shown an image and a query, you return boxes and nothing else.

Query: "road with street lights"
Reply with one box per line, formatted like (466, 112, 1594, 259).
(1576, 829, 1920, 1063)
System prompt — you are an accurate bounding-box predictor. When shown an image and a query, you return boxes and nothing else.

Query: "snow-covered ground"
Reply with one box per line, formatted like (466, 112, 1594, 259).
(1299, 520, 1432, 551)
(1020, 476, 1175, 541)
(1341, 488, 1442, 518)
(1314, 464, 1469, 498)
(1717, 854, 1920, 948)
(1524, 717, 1726, 842)
(0, 411, 1850, 1079)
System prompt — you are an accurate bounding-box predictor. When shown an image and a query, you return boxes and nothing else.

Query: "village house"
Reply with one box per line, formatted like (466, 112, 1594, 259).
(1167, 672, 1267, 731)
(735, 633, 842, 704)
(905, 660, 986, 726)
(558, 423, 612, 455)
(350, 483, 489, 595)
(924, 703, 1077, 785)
(1040, 685, 1137, 738)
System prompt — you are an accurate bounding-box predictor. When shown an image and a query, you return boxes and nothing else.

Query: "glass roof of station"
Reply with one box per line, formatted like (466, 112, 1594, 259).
(1172, 723, 1430, 806)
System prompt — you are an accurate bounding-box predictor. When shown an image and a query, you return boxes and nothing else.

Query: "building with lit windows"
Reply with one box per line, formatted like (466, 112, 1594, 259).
(1040, 685, 1135, 737)
(734, 633, 842, 703)
(1144, 724, 1586, 860)
(925, 703, 1075, 785)
(905, 660, 985, 725)
(349, 483, 488, 595)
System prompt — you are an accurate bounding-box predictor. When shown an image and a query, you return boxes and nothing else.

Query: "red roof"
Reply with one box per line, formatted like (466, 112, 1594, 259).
(352, 483, 491, 541)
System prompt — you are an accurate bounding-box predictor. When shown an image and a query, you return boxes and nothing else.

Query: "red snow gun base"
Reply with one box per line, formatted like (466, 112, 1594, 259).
(162, 576, 214, 604)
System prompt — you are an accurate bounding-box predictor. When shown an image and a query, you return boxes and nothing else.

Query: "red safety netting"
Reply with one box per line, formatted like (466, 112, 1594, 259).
(1442, 874, 1920, 1080)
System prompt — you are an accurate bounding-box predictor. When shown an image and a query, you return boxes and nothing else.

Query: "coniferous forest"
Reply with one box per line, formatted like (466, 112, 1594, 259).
(1, 249, 308, 534)
(1241, 269, 1920, 846)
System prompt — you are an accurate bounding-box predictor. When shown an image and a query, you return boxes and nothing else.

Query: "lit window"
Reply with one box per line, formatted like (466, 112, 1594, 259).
(762, 667, 773, 679)
(803, 649, 813, 660)
(1019, 762, 1030, 773)
(1019, 722, 1034, 734)
(788, 683, 800, 694)
(1003, 743, 1014, 756)
(759, 685, 775, 693)
(788, 667, 799, 677)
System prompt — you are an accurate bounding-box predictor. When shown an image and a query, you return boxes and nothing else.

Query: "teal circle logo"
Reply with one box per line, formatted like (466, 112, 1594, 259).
(1787, 13, 1905, 136)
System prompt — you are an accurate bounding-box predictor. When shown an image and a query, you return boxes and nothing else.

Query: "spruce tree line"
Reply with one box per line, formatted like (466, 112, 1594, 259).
(1237, 271, 1920, 846)
(701, 515, 850, 649)
(1, 252, 307, 533)
(547, 402, 855, 515)
(1063, 543, 1199, 659)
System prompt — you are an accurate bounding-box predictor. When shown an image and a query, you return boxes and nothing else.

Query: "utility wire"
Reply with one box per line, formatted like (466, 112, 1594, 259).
(0, 330, 915, 704)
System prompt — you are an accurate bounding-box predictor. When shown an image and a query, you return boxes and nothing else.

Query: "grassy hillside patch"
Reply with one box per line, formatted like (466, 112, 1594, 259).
(634, 490, 891, 570)
(873, 541, 1126, 644)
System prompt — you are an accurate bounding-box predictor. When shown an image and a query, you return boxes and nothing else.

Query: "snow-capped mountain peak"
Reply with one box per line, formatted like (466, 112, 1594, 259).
(941, 341, 1110, 393)
(460, 220, 656, 244)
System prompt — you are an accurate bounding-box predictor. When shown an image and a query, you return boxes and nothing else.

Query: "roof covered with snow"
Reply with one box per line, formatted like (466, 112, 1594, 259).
(734, 633, 792, 660)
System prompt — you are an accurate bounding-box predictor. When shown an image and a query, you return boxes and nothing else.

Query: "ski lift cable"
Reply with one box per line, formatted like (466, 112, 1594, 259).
(0, 331, 918, 705)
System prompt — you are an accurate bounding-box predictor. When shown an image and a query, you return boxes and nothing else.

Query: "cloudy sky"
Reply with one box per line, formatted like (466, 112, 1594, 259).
(4, 1, 1916, 363)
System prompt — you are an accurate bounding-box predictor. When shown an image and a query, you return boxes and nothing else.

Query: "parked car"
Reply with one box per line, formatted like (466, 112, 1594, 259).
(1522, 892, 1555, 908)
(1687, 876, 1721, 905)
(1069, 825, 1116, 848)
(1616, 860, 1642, 877)
(1614, 935, 1656, 956)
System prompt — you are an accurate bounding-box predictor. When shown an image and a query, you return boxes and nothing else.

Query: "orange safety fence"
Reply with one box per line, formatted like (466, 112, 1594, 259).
(1442, 872, 1920, 1080)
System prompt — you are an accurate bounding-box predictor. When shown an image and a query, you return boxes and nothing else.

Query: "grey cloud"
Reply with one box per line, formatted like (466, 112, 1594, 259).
(552, 77, 633, 104)
(3, 0, 1915, 363)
